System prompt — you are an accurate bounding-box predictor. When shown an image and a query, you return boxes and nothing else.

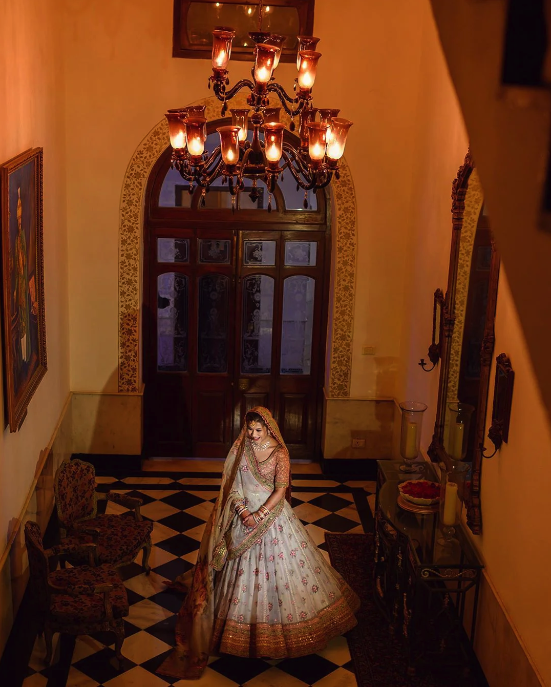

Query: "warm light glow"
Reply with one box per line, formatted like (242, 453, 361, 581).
(173, 131, 186, 149)
(263, 122, 285, 165)
(267, 34, 286, 70)
(185, 117, 207, 157)
(325, 117, 353, 160)
(188, 137, 204, 156)
(211, 29, 234, 71)
(265, 143, 279, 162)
(165, 110, 187, 150)
(306, 122, 329, 161)
(231, 109, 249, 142)
(296, 36, 320, 70)
(254, 44, 278, 84)
(298, 51, 321, 90)
(247, 7, 252, 14)
(217, 125, 241, 166)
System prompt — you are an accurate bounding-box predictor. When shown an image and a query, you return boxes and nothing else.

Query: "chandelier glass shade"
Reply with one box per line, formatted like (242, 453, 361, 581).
(165, 4, 352, 210)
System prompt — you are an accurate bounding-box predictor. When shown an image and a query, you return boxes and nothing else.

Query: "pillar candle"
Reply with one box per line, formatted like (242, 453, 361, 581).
(450, 422, 465, 460)
(401, 421, 418, 459)
(442, 481, 458, 526)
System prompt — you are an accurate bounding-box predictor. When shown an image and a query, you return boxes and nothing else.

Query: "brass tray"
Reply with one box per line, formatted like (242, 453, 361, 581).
(397, 494, 439, 515)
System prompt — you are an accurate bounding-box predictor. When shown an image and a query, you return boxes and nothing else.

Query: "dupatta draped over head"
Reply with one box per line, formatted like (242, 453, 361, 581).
(159, 407, 290, 680)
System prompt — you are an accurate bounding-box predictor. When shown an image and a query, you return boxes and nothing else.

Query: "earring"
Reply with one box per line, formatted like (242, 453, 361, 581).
(267, 429, 271, 436)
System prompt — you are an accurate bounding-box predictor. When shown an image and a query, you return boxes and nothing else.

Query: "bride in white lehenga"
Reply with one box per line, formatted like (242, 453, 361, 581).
(159, 407, 360, 680)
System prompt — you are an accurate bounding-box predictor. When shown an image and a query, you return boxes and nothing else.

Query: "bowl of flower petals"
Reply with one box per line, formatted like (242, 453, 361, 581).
(398, 480, 441, 506)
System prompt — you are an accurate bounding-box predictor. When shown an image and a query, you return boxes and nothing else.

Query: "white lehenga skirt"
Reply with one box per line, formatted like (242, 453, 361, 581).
(212, 501, 360, 658)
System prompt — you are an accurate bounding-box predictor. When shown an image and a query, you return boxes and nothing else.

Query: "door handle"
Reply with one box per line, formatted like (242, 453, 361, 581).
(238, 378, 251, 391)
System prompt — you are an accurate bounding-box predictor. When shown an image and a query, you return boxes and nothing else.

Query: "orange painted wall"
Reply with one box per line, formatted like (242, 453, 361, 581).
(0, 0, 70, 652)
(0, 0, 70, 559)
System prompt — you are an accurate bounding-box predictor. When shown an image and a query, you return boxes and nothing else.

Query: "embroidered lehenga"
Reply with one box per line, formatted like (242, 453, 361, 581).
(159, 407, 360, 680)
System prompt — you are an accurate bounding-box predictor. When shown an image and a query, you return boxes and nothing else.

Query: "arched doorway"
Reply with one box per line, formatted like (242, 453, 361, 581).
(117, 95, 358, 461)
(142, 123, 331, 459)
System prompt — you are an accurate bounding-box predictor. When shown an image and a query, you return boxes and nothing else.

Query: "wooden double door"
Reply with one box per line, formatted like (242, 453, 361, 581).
(143, 226, 330, 459)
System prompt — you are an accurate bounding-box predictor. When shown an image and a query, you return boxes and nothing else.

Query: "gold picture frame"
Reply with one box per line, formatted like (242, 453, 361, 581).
(0, 148, 47, 431)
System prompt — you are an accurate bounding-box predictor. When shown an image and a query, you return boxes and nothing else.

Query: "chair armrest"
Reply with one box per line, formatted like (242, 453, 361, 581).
(48, 578, 115, 620)
(103, 491, 143, 520)
(46, 542, 97, 567)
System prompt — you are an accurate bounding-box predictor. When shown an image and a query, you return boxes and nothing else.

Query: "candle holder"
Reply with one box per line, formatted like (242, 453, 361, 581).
(399, 401, 428, 473)
(438, 461, 469, 545)
(446, 402, 475, 461)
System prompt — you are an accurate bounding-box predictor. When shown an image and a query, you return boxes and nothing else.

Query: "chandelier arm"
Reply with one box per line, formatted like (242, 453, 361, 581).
(282, 144, 311, 178)
(176, 168, 196, 184)
(201, 159, 226, 186)
(314, 170, 334, 190)
(266, 84, 306, 118)
(213, 78, 255, 103)
(202, 147, 223, 171)
(281, 150, 316, 191)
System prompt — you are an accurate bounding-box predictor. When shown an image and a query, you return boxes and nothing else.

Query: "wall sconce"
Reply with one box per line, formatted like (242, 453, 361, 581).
(481, 353, 515, 458)
(419, 288, 445, 372)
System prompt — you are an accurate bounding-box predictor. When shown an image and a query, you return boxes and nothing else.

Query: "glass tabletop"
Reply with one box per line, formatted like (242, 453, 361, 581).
(377, 461, 483, 569)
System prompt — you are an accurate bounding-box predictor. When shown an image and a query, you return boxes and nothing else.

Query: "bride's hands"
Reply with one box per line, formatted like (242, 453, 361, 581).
(241, 512, 257, 528)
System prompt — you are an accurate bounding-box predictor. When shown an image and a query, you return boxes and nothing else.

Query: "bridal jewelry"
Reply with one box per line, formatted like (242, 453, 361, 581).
(252, 438, 271, 452)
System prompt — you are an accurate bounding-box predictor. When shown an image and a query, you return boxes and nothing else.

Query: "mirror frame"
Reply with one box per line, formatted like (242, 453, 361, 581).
(427, 151, 501, 535)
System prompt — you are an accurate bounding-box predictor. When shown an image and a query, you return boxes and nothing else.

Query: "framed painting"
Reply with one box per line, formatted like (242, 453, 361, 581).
(0, 148, 47, 431)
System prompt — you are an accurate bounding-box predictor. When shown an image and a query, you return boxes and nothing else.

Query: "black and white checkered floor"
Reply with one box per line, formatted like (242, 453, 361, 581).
(20, 461, 376, 687)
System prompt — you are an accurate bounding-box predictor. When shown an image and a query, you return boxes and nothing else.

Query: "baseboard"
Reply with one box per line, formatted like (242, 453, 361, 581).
(71, 453, 143, 475)
(320, 455, 378, 480)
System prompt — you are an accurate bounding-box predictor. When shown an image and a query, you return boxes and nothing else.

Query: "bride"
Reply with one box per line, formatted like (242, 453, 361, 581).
(159, 406, 360, 680)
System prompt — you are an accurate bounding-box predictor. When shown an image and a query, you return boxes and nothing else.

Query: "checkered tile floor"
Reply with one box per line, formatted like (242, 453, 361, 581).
(20, 466, 376, 687)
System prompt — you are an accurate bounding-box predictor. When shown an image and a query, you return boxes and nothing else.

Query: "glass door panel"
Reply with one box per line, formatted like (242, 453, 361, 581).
(241, 275, 275, 374)
(197, 273, 230, 373)
(280, 275, 315, 375)
(157, 273, 189, 372)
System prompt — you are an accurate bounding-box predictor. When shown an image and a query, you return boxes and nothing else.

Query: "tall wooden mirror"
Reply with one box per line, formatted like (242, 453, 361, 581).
(428, 151, 501, 535)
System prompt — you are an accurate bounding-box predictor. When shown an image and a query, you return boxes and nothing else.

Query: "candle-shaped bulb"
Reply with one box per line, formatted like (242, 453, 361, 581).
(185, 117, 207, 157)
(254, 44, 278, 83)
(165, 110, 187, 150)
(230, 108, 249, 142)
(306, 122, 328, 161)
(325, 118, 352, 161)
(297, 50, 321, 90)
(217, 125, 241, 166)
(263, 122, 285, 164)
(296, 36, 320, 70)
(212, 28, 235, 70)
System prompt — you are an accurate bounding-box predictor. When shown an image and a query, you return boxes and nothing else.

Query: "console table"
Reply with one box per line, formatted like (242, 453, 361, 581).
(374, 460, 484, 676)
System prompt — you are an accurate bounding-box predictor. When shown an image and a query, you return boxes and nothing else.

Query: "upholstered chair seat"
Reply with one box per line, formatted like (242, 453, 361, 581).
(24, 521, 129, 666)
(54, 459, 152, 572)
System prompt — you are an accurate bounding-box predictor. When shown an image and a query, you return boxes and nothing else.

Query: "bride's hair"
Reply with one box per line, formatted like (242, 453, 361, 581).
(246, 411, 266, 427)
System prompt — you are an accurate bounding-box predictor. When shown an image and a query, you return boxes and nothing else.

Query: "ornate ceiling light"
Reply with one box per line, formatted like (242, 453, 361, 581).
(165, 1, 352, 210)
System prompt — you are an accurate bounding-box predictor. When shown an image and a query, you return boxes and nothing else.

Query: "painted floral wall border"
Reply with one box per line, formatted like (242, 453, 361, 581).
(446, 168, 484, 405)
(118, 94, 357, 397)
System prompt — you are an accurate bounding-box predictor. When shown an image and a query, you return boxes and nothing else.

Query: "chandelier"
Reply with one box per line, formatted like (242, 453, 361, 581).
(165, 1, 352, 210)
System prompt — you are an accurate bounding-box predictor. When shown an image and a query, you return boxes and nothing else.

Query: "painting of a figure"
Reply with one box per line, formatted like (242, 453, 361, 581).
(1, 148, 47, 431)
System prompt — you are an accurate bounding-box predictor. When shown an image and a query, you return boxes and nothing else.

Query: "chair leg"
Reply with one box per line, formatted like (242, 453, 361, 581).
(142, 539, 152, 575)
(44, 626, 54, 665)
(113, 623, 125, 670)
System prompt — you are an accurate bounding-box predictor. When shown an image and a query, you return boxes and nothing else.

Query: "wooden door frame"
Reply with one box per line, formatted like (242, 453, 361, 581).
(142, 128, 331, 457)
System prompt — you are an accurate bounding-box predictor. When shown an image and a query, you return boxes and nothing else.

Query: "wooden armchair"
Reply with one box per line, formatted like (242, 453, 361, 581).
(24, 521, 129, 666)
(54, 459, 152, 573)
